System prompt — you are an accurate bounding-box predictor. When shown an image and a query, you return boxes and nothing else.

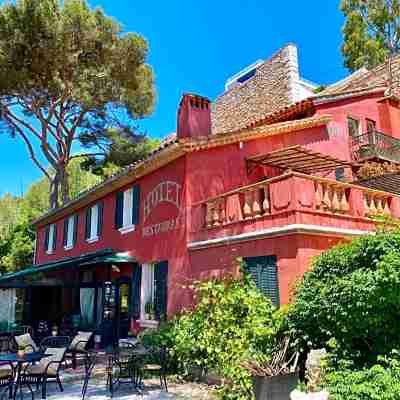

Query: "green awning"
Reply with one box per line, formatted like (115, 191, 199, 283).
(0, 248, 136, 287)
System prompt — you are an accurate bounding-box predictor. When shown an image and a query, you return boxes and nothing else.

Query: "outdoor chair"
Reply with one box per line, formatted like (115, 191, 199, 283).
(81, 352, 97, 400)
(22, 347, 66, 400)
(107, 348, 136, 397)
(40, 336, 70, 351)
(14, 333, 39, 353)
(140, 346, 169, 392)
(65, 331, 93, 369)
(0, 362, 14, 400)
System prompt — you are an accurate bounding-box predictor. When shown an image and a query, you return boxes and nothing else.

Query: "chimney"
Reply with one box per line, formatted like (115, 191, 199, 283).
(177, 93, 211, 139)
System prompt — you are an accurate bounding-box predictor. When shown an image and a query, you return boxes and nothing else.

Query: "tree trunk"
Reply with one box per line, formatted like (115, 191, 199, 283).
(49, 165, 70, 209)
(49, 175, 60, 210)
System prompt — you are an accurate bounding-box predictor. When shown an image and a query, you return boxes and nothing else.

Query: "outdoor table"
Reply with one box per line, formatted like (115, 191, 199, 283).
(0, 352, 49, 400)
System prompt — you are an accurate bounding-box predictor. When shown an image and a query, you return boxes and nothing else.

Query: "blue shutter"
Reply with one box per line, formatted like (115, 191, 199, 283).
(243, 256, 280, 307)
(73, 215, 79, 245)
(115, 192, 124, 229)
(97, 202, 104, 237)
(132, 264, 142, 319)
(132, 185, 140, 225)
(154, 261, 168, 321)
(52, 224, 57, 252)
(44, 226, 50, 251)
(85, 208, 92, 240)
(63, 219, 68, 247)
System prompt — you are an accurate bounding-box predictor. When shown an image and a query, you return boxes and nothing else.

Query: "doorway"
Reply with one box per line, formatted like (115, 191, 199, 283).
(115, 277, 132, 339)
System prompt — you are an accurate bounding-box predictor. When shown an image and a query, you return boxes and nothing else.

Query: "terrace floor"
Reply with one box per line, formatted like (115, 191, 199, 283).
(40, 358, 215, 400)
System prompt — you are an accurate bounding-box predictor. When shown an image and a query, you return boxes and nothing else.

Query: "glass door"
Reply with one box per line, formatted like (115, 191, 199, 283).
(115, 277, 132, 340)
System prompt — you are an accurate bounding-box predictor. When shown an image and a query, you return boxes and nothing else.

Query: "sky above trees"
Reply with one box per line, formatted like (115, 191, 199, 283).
(0, 0, 347, 196)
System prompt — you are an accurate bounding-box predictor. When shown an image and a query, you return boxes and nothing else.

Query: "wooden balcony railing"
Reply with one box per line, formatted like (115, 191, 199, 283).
(351, 130, 400, 162)
(200, 172, 396, 230)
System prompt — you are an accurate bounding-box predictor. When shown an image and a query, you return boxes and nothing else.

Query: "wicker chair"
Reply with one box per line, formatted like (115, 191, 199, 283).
(14, 334, 39, 353)
(0, 362, 14, 400)
(22, 347, 66, 400)
(40, 336, 70, 351)
(65, 332, 93, 369)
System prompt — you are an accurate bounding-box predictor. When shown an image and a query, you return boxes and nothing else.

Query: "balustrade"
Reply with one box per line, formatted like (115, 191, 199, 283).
(202, 172, 395, 230)
(205, 184, 271, 228)
(314, 181, 350, 214)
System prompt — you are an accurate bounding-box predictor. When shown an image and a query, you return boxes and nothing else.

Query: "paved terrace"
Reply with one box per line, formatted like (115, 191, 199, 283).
(43, 357, 214, 400)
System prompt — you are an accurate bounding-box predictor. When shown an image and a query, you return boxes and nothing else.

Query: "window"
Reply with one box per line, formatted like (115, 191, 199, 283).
(366, 118, 376, 134)
(85, 202, 104, 243)
(243, 255, 280, 307)
(115, 185, 140, 234)
(44, 224, 57, 254)
(63, 215, 78, 250)
(137, 261, 168, 323)
(348, 117, 360, 138)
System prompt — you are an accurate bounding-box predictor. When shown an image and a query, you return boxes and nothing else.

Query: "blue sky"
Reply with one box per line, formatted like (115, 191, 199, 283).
(0, 0, 347, 196)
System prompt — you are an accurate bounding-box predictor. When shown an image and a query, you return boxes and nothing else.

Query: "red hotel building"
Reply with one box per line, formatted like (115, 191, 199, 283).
(2, 44, 400, 343)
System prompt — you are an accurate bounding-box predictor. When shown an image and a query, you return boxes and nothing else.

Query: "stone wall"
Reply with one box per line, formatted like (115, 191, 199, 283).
(211, 44, 300, 134)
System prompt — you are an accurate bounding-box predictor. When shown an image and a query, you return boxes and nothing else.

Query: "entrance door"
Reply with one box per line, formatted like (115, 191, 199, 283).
(115, 277, 132, 339)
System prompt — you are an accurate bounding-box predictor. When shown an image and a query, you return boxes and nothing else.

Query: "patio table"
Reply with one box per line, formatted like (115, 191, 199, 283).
(0, 352, 50, 400)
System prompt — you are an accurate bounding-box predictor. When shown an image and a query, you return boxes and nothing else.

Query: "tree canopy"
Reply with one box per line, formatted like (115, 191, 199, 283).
(341, 0, 400, 71)
(0, 159, 102, 273)
(0, 0, 156, 208)
(288, 231, 400, 368)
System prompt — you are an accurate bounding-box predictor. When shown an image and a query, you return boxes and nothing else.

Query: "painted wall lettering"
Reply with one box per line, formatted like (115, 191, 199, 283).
(143, 181, 182, 221)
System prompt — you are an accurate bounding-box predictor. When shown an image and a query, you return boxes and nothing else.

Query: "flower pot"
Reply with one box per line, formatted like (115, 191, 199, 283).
(252, 373, 299, 400)
(17, 350, 25, 358)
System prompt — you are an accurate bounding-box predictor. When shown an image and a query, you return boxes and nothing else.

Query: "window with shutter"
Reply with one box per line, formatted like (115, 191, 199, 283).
(243, 255, 280, 307)
(64, 215, 77, 250)
(46, 224, 56, 254)
(116, 185, 140, 234)
(154, 261, 168, 321)
(86, 203, 102, 243)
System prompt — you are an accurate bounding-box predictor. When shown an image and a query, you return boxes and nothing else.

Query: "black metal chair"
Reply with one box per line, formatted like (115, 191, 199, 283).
(140, 346, 169, 392)
(0, 362, 14, 400)
(81, 352, 97, 400)
(22, 347, 66, 400)
(107, 348, 137, 397)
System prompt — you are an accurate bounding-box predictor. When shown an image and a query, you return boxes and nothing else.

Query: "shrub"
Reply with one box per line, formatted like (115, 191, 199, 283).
(288, 231, 400, 367)
(166, 271, 284, 400)
(323, 353, 400, 400)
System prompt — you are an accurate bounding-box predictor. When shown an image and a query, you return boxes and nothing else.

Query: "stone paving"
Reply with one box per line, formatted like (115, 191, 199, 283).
(42, 378, 215, 400)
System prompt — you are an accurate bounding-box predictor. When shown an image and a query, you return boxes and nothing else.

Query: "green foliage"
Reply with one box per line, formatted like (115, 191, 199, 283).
(323, 353, 400, 400)
(158, 272, 283, 400)
(288, 231, 400, 367)
(0, 0, 155, 207)
(341, 0, 400, 71)
(0, 159, 102, 273)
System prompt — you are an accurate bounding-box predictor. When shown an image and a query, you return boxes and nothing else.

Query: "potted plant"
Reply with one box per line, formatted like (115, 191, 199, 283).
(242, 338, 299, 400)
(145, 301, 156, 320)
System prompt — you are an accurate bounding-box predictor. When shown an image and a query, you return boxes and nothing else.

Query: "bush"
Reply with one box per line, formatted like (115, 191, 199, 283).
(165, 271, 284, 400)
(323, 353, 400, 400)
(288, 231, 400, 367)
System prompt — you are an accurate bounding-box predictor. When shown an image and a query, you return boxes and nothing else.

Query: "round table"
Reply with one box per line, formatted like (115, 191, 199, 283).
(0, 352, 49, 400)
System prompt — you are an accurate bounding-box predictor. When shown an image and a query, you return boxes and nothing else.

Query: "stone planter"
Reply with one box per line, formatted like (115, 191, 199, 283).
(252, 373, 299, 400)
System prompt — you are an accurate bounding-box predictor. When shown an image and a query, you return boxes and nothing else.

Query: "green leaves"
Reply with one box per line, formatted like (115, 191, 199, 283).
(341, 0, 400, 70)
(157, 273, 284, 400)
(288, 231, 400, 368)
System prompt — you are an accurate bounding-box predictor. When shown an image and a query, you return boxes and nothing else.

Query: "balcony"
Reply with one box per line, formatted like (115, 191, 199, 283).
(190, 172, 400, 245)
(351, 131, 400, 163)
